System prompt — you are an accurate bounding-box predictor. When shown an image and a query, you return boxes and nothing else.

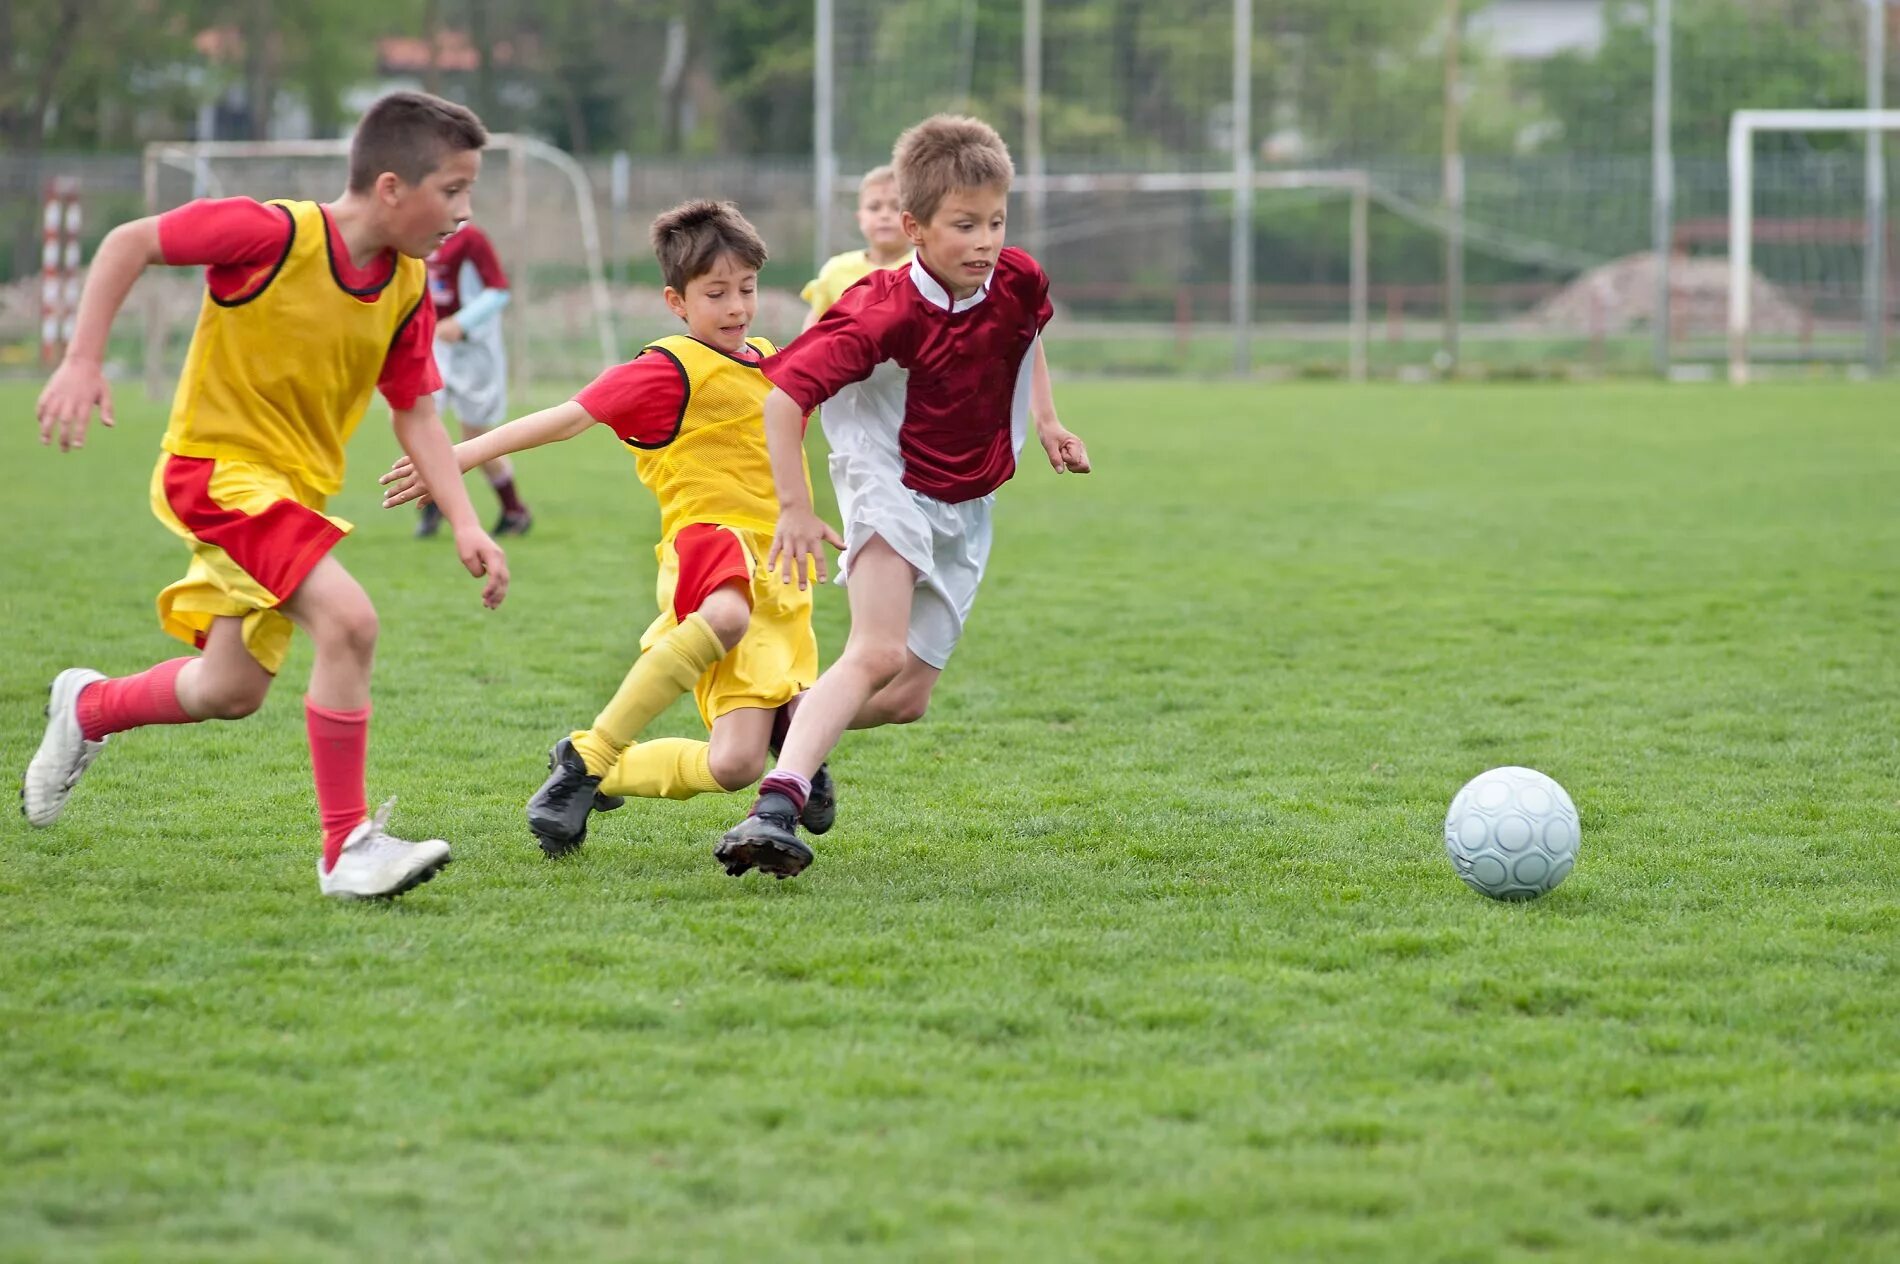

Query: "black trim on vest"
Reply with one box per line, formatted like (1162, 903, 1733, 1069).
(621, 346, 689, 450)
(319, 204, 397, 297)
(681, 334, 775, 367)
(208, 203, 297, 309)
(386, 292, 426, 357)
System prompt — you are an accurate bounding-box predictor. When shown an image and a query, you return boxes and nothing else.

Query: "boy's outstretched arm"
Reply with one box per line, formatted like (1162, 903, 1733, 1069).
(762, 387, 843, 590)
(36, 217, 165, 452)
(381, 400, 592, 508)
(391, 397, 510, 608)
(1030, 340, 1090, 474)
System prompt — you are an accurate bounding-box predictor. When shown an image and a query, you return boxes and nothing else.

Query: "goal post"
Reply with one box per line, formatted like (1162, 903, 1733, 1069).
(140, 134, 617, 400)
(1727, 109, 1900, 384)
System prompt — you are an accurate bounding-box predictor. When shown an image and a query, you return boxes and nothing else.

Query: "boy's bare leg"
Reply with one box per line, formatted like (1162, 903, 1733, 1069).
(717, 536, 915, 878)
(282, 557, 447, 896)
(21, 614, 270, 827)
(850, 654, 941, 730)
(775, 536, 918, 777)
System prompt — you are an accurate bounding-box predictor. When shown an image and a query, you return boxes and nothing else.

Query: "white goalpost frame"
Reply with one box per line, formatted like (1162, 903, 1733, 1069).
(141, 134, 618, 399)
(837, 167, 1374, 382)
(1727, 108, 1900, 384)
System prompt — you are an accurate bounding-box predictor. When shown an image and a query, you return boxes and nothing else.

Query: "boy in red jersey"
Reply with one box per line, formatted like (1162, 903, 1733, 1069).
(716, 114, 1090, 880)
(417, 219, 531, 538)
(25, 91, 509, 900)
(382, 201, 837, 862)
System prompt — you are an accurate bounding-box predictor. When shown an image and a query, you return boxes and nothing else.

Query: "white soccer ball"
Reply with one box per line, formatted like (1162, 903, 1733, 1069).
(1443, 766, 1579, 901)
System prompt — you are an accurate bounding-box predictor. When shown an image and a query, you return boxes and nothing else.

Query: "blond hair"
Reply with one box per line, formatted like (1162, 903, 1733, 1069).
(648, 200, 768, 293)
(891, 115, 1014, 226)
(859, 165, 897, 195)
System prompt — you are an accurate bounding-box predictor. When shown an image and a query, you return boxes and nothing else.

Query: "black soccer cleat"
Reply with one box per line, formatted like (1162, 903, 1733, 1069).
(547, 745, 626, 814)
(415, 502, 443, 538)
(526, 737, 605, 858)
(493, 508, 534, 537)
(714, 792, 814, 880)
(801, 762, 837, 835)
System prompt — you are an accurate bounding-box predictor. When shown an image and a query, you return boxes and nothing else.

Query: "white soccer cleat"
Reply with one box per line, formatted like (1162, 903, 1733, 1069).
(20, 667, 108, 827)
(318, 797, 452, 899)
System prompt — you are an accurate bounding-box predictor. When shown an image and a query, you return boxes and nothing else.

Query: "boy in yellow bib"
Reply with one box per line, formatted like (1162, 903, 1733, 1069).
(800, 165, 912, 329)
(26, 93, 509, 900)
(383, 200, 838, 866)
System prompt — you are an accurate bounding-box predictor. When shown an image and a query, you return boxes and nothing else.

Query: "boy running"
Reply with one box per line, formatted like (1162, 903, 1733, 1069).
(716, 114, 1090, 880)
(25, 91, 508, 900)
(416, 219, 532, 538)
(381, 201, 836, 863)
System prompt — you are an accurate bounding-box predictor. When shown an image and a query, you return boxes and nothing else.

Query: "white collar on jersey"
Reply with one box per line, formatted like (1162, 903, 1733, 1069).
(909, 254, 993, 313)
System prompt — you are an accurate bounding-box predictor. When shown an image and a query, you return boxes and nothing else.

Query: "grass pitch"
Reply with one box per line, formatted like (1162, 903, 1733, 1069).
(2, 377, 1896, 1262)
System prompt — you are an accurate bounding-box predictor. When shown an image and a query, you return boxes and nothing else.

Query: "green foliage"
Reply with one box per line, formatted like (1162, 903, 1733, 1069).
(1532, 0, 1867, 156)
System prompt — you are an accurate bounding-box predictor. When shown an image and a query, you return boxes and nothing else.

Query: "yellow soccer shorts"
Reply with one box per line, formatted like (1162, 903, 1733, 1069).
(644, 522, 818, 727)
(148, 454, 351, 674)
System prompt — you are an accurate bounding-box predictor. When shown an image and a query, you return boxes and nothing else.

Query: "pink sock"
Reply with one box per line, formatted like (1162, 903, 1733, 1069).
(758, 770, 811, 814)
(76, 658, 194, 742)
(306, 699, 370, 872)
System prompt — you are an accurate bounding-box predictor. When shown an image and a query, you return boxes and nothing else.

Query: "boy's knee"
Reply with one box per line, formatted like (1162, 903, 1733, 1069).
(318, 604, 379, 658)
(696, 585, 751, 651)
(846, 643, 908, 690)
(197, 675, 270, 720)
(885, 691, 930, 725)
(708, 746, 765, 793)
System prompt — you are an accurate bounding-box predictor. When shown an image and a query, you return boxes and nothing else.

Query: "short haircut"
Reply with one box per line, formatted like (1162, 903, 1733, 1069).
(892, 115, 1014, 226)
(649, 200, 769, 292)
(348, 91, 487, 193)
(859, 165, 897, 195)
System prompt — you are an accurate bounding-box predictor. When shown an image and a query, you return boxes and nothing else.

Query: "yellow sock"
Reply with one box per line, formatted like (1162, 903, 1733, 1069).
(598, 738, 726, 800)
(571, 613, 726, 776)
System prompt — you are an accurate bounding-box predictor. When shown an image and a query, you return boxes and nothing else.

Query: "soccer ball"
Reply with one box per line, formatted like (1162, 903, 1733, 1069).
(1443, 766, 1579, 901)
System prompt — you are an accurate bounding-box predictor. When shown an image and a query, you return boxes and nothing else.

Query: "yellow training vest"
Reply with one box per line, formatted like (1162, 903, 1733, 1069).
(631, 334, 810, 542)
(162, 199, 428, 497)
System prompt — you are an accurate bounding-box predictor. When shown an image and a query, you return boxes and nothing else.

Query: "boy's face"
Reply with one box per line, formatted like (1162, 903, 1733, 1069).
(382, 147, 482, 258)
(904, 184, 1008, 299)
(665, 253, 759, 354)
(856, 180, 905, 254)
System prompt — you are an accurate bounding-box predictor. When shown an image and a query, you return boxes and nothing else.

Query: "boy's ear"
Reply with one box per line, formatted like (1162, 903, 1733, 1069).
(373, 170, 405, 204)
(662, 285, 688, 321)
(901, 210, 923, 244)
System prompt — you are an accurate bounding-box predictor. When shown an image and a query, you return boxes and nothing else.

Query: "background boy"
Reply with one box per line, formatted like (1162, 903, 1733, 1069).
(716, 114, 1091, 880)
(800, 165, 912, 330)
(417, 218, 531, 538)
(382, 200, 836, 865)
(25, 91, 508, 900)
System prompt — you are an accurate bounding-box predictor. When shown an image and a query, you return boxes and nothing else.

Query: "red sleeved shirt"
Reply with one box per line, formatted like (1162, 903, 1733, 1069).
(426, 223, 510, 316)
(574, 342, 763, 446)
(156, 197, 441, 409)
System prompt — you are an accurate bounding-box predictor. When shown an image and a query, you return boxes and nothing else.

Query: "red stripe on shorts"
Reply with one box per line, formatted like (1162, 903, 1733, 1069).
(163, 455, 345, 602)
(671, 523, 753, 623)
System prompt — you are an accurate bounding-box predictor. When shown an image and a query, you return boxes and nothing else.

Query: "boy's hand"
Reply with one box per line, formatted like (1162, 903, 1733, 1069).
(1038, 424, 1091, 473)
(379, 454, 430, 507)
(437, 317, 465, 344)
(768, 506, 844, 590)
(454, 525, 510, 608)
(37, 360, 115, 453)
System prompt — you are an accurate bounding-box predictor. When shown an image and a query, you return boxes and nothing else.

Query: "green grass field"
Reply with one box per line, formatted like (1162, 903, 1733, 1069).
(2, 377, 1896, 1262)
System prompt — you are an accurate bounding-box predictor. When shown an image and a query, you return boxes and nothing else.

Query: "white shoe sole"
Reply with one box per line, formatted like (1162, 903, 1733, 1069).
(21, 668, 106, 827)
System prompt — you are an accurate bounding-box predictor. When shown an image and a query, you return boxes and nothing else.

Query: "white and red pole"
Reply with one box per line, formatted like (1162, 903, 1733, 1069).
(40, 177, 81, 368)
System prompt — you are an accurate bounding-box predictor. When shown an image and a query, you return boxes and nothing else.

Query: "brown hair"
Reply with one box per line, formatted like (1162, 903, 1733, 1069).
(649, 199, 769, 292)
(891, 115, 1014, 226)
(348, 91, 487, 193)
